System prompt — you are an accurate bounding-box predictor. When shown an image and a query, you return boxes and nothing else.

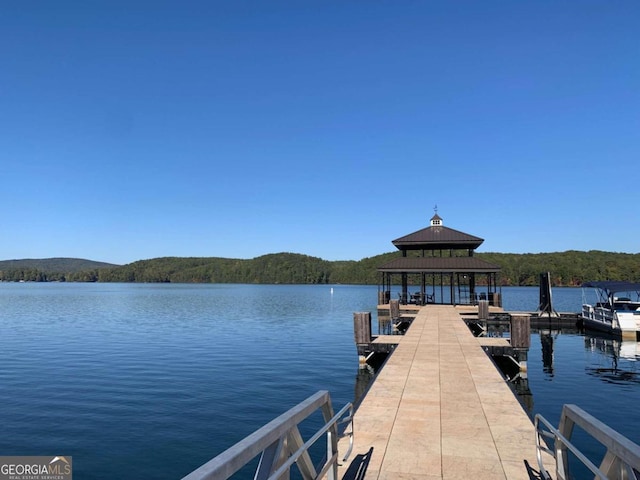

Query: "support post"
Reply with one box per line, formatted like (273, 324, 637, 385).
(450, 273, 455, 306)
(511, 314, 530, 377)
(354, 312, 372, 344)
(389, 299, 400, 322)
(478, 300, 489, 320)
(354, 312, 372, 366)
(537, 272, 559, 317)
(510, 314, 531, 349)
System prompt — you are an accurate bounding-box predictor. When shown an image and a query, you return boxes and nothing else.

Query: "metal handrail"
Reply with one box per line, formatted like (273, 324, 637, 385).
(266, 402, 354, 480)
(182, 390, 354, 480)
(535, 404, 640, 480)
(535, 413, 606, 480)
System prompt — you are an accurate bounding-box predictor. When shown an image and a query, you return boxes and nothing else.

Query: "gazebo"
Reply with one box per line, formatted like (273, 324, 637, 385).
(378, 212, 502, 306)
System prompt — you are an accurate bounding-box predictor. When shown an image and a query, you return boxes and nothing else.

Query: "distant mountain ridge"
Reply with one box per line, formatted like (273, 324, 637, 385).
(1, 250, 639, 286)
(0, 258, 119, 273)
(76, 250, 640, 286)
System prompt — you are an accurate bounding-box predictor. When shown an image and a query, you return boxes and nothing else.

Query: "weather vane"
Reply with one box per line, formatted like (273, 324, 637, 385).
(434, 204, 438, 214)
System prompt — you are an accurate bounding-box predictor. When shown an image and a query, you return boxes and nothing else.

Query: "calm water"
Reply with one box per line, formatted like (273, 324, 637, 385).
(0, 284, 638, 479)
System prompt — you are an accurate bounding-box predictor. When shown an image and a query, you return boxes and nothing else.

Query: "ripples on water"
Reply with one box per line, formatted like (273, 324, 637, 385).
(0, 284, 638, 479)
(503, 287, 640, 477)
(0, 283, 372, 479)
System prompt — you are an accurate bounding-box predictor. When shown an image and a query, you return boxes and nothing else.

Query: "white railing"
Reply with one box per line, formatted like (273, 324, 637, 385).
(535, 404, 640, 480)
(182, 390, 354, 480)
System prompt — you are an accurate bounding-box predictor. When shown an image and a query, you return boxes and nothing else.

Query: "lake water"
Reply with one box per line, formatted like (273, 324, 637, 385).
(0, 284, 638, 479)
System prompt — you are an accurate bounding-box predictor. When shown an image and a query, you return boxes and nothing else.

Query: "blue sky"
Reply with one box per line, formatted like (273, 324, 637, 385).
(2, 1, 638, 265)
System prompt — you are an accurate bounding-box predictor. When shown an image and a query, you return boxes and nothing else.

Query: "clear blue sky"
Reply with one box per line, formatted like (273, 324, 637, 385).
(2, 1, 638, 265)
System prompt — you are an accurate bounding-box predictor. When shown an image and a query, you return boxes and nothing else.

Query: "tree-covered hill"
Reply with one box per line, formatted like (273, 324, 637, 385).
(0, 258, 118, 282)
(0, 257, 117, 272)
(85, 250, 640, 286)
(477, 250, 640, 286)
(1, 251, 639, 286)
(95, 250, 640, 285)
(96, 253, 341, 284)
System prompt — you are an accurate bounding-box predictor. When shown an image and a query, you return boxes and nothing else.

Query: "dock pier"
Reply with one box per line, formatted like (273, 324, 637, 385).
(181, 299, 640, 480)
(340, 304, 548, 479)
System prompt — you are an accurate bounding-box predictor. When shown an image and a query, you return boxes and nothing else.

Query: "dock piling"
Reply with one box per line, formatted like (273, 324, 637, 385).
(478, 299, 489, 320)
(353, 312, 372, 344)
(510, 314, 531, 374)
(353, 312, 372, 366)
(510, 314, 531, 349)
(389, 299, 400, 322)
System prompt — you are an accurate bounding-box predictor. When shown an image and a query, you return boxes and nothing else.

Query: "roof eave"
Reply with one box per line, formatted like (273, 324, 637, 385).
(378, 268, 500, 273)
(392, 241, 483, 249)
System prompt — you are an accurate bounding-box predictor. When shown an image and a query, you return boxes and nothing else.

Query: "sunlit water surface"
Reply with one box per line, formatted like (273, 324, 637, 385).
(0, 284, 637, 479)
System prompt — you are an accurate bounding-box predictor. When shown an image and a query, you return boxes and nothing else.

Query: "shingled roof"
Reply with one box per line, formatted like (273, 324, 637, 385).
(378, 256, 500, 273)
(392, 225, 484, 251)
(378, 213, 500, 305)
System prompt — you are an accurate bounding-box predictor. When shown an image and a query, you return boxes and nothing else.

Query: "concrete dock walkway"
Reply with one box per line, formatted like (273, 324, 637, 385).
(338, 305, 544, 480)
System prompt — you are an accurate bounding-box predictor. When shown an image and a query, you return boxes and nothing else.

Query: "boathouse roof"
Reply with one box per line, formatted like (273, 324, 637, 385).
(392, 214, 484, 251)
(392, 227, 484, 251)
(377, 256, 500, 273)
(377, 211, 501, 306)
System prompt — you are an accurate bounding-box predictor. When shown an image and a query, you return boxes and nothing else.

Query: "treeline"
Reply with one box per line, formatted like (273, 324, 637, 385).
(0, 258, 116, 283)
(479, 250, 640, 286)
(1, 251, 639, 286)
(95, 254, 355, 284)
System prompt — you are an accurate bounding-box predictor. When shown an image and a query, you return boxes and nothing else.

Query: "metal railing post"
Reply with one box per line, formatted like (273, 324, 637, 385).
(535, 404, 640, 480)
(182, 390, 353, 480)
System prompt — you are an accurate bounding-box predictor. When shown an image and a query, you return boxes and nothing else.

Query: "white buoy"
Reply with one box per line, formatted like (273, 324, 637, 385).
(330, 287, 334, 295)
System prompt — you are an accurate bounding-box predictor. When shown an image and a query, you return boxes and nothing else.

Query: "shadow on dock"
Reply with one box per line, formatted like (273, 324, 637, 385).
(340, 447, 373, 480)
(523, 460, 548, 480)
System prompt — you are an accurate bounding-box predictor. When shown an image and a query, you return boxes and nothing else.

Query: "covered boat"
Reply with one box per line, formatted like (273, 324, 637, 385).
(581, 281, 640, 339)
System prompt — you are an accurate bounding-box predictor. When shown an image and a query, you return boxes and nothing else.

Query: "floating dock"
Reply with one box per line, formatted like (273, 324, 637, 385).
(340, 304, 547, 479)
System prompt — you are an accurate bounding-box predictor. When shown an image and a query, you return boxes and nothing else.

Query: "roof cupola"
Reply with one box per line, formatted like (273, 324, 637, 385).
(430, 205, 442, 227)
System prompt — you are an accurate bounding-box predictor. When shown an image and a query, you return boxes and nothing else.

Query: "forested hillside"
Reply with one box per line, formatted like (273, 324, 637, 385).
(478, 250, 640, 286)
(1, 251, 639, 286)
(0, 258, 118, 282)
(73, 250, 640, 285)
(95, 254, 336, 284)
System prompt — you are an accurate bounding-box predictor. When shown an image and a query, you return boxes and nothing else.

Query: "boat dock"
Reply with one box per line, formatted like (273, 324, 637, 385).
(340, 304, 545, 480)
(182, 301, 640, 480)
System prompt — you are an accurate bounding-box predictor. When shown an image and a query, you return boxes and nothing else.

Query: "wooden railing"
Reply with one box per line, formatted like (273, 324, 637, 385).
(535, 404, 640, 480)
(182, 390, 353, 480)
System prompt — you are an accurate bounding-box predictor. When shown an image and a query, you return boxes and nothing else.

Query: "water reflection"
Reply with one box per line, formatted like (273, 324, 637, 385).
(509, 329, 640, 420)
(540, 332, 556, 377)
(512, 376, 533, 412)
(584, 335, 640, 385)
(376, 314, 409, 336)
(377, 317, 393, 335)
(585, 335, 639, 361)
(354, 365, 375, 406)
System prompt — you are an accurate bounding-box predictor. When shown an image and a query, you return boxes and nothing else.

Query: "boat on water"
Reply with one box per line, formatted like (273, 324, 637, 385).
(581, 281, 640, 339)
